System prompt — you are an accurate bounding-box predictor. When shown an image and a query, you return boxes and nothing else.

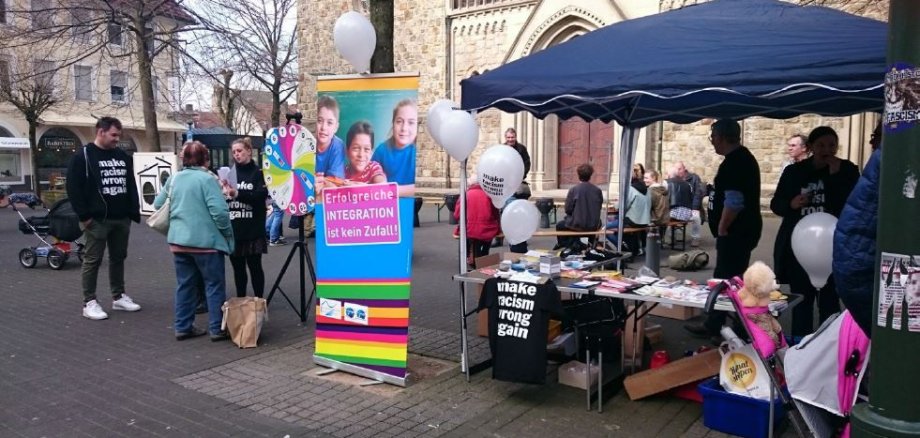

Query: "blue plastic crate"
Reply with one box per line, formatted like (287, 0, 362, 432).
(698, 377, 784, 438)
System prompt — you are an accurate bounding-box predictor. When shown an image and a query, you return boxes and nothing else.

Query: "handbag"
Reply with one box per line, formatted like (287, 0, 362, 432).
(221, 297, 269, 348)
(146, 177, 172, 235)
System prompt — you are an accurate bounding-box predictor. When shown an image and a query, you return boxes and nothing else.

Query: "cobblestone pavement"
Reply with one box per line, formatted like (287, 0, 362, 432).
(0, 204, 794, 437)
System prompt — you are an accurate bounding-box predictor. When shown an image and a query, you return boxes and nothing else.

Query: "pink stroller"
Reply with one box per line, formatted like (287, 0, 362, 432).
(705, 277, 807, 437)
(784, 310, 870, 438)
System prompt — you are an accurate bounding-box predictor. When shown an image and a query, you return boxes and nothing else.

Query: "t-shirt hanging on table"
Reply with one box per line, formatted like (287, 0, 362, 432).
(479, 278, 564, 384)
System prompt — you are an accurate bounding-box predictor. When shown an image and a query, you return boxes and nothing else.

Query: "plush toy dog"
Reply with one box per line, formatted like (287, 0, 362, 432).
(737, 261, 785, 353)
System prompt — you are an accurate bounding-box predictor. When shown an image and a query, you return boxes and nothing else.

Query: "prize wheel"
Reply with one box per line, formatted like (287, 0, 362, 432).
(262, 124, 316, 216)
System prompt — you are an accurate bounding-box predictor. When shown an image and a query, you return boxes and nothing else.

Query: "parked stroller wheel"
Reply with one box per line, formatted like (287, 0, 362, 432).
(19, 248, 37, 268)
(47, 249, 66, 270)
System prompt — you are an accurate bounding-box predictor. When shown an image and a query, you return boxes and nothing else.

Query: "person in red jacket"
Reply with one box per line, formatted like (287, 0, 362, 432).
(454, 174, 501, 268)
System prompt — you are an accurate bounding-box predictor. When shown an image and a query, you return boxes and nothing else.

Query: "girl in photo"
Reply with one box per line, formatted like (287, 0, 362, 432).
(372, 99, 417, 195)
(344, 121, 386, 185)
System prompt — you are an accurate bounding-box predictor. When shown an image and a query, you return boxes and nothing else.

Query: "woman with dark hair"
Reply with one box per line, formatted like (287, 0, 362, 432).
(771, 126, 860, 338)
(154, 141, 234, 342)
(222, 137, 268, 299)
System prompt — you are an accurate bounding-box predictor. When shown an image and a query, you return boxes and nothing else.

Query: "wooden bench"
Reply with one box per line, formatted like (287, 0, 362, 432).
(419, 196, 451, 222)
(453, 227, 647, 240)
(665, 220, 689, 251)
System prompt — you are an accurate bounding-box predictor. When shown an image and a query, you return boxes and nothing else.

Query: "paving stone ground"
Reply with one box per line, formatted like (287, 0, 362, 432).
(0, 203, 796, 437)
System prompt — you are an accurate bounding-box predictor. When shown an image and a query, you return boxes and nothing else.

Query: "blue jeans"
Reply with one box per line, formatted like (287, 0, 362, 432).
(265, 203, 284, 241)
(173, 252, 226, 335)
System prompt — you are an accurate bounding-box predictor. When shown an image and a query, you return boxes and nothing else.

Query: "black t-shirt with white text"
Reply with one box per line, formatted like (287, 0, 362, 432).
(89, 145, 133, 220)
(479, 278, 563, 384)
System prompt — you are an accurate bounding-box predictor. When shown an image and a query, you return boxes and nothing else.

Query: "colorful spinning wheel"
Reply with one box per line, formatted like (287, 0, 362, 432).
(262, 124, 316, 216)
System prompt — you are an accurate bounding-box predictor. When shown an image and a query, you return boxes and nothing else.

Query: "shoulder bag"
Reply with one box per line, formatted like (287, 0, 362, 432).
(146, 176, 173, 235)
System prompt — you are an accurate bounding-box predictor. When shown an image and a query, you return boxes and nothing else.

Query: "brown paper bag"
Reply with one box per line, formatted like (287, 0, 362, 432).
(220, 297, 268, 348)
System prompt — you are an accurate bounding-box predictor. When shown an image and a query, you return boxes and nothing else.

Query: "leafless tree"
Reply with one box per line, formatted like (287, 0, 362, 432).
(0, 0, 200, 152)
(188, 0, 297, 128)
(0, 56, 60, 198)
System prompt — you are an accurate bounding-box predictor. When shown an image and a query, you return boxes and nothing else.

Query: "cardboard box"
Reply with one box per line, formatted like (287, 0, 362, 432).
(539, 255, 561, 278)
(645, 323, 663, 345)
(623, 349, 721, 400)
(558, 360, 615, 390)
(649, 303, 702, 320)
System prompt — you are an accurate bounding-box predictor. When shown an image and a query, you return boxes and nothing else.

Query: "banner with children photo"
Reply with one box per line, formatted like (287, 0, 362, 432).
(312, 73, 418, 386)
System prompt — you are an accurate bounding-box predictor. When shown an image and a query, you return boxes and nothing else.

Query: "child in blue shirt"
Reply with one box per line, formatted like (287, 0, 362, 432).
(372, 99, 417, 197)
(316, 95, 346, 190)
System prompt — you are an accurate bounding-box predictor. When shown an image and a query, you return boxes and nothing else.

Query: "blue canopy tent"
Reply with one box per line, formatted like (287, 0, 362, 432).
(451, 0, 887, 389)
(458, 0, 886, 258)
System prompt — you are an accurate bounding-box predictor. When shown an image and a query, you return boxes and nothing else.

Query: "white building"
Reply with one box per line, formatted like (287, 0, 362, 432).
(0, 0, 193, 191)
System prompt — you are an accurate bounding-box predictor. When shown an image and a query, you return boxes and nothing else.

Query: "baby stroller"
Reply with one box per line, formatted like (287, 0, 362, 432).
(705, 277, 808, 438)
(7, 192, 84, 270)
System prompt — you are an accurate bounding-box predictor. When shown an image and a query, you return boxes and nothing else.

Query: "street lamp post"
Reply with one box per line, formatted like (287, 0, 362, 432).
(851, 1, 920, 436)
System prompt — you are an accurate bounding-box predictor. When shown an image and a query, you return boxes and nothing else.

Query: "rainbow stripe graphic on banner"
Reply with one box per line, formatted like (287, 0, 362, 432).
(313, 74, 418, 386)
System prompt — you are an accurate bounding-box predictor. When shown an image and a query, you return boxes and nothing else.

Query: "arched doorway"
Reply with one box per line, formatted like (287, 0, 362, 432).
(558, 118, 613, 188)
(36, 127, 81, 186)
(518, 11, 615, 189)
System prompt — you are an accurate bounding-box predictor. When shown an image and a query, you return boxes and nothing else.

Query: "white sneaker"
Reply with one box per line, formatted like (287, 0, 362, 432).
(112, 294, 141, 312)
(83, 300, 109, 320)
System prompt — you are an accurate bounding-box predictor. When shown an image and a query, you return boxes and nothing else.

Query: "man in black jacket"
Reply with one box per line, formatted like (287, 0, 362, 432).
(66, 117, 142, 320)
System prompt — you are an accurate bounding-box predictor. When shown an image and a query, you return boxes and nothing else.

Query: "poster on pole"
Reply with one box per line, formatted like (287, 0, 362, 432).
(313, 73, 418, 386)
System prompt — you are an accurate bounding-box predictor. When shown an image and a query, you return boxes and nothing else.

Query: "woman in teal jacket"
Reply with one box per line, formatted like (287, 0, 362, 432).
(154, 141, 234, 342)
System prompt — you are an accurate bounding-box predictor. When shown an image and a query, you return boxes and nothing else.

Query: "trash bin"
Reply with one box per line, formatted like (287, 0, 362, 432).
(534, 197, 555, 229)
(444, 194, 460, 225)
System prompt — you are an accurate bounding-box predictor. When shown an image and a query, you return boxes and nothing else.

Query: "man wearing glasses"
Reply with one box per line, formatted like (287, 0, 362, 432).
(685, 119, 762, 338)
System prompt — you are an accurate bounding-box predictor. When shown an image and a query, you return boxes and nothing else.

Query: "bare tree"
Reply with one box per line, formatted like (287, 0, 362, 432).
(189, 0, 297, 128)
(0, 0, 199, 152)
(0, 57, 60, 198)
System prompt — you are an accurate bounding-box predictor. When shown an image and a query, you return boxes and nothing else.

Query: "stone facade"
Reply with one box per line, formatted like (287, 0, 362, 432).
(298, 0, 658, 194)
(298, 0, 888, 195)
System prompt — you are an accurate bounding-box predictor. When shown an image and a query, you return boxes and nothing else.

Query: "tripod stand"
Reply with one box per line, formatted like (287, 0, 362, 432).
(265, 112, 316, 322)
(266, 214, 317, 322)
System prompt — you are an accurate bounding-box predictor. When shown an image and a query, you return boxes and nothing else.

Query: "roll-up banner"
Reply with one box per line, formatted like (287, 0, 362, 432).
(313, 73, 419, 386)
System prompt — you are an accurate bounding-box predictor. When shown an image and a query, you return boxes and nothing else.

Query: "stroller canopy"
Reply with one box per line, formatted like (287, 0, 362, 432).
(48, 198, 83, 242)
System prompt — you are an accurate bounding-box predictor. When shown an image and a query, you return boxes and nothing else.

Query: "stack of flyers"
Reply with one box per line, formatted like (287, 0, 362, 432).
(595, 277, 643, 294)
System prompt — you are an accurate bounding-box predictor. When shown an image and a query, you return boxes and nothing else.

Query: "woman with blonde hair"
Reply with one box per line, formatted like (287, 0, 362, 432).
(222, 137, 268, 299)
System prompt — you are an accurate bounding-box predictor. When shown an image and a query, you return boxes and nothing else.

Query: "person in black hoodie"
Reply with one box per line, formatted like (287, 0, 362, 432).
(771, 126, 859, 338)
(222, 137, 268, 298)
(66, 117, 142, 320)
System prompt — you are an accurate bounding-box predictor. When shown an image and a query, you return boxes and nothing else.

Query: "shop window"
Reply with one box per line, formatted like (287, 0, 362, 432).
(0, 149, 22, 184)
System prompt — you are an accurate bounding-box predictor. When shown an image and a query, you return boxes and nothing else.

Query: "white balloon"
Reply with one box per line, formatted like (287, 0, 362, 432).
(426, 99, 455, 146)
(333, 12, 376, 73)
(438, 110, 478, 161)
(501, 200, 539, 245)
(476, 145, 524, 208)
(791, 212, 838, 289)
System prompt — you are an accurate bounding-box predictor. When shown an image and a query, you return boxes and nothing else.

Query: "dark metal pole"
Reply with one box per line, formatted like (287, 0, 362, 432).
(851, 1, 920, 436)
